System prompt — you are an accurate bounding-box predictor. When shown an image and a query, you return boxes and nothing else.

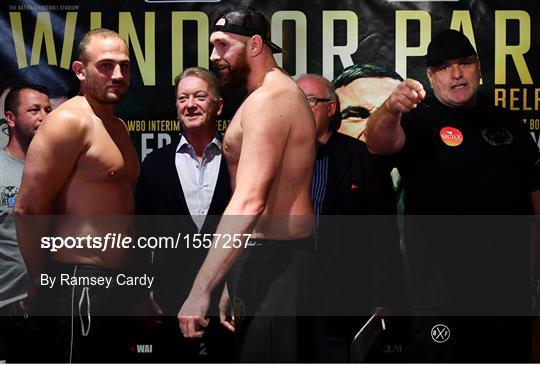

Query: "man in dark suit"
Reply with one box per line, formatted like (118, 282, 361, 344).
(296, 74, 405, 362)
(135, 67, 232, 362)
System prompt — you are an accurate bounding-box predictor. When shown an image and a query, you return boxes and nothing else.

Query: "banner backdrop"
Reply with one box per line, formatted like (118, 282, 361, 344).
(1, 0, 539, 160)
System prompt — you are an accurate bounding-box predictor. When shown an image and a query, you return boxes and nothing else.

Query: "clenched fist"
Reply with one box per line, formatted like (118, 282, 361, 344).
(384, 79, 426, 114)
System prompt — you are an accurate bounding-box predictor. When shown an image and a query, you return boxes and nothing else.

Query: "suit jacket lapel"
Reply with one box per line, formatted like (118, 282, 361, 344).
(208, 156, 231, 215)
(201, 155, 231, 232)
(166, 141, 198, 230)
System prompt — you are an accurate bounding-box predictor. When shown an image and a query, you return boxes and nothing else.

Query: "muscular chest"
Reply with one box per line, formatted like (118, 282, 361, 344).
(79, 122, 140, 183)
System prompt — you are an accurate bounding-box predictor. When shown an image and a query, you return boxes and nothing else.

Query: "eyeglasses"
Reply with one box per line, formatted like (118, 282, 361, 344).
(306, 96, 332, 107)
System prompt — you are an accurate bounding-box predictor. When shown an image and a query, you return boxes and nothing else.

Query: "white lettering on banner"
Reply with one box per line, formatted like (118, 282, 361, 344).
(272, 10, 307, 78)
(395, 10, 431, 78)
(322, 10, 358, 81)
(141, 133, 171, 161)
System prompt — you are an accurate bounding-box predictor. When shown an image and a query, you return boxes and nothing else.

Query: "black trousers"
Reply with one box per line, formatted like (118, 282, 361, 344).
(228, 237, 314, 362)
(0, 302, 40, 363)
(33, 263, 141, 363)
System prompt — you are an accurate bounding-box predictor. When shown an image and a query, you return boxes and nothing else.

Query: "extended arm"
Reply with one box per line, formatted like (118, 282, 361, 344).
(365, 79, 426, 155)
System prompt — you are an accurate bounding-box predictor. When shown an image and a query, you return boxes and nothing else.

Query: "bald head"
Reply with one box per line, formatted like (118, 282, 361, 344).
(297, 74, 336, 101)
(296, 74, 338, 144)
(78, 28, 127, 64)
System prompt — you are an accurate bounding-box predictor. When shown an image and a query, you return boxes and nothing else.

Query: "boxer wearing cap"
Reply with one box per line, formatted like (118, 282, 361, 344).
(211, 6, 283, 54)
(365, 29, 540, 362)
(178, 5, 316, 362)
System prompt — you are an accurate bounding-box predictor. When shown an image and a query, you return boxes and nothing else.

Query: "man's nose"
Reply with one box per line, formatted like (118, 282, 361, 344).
(111, 64, 124, 79)
(449, 64, 463, 78)
(210, 48, 219, 63)
(37, 109, 48, 123)
(186, 96, 197, 108)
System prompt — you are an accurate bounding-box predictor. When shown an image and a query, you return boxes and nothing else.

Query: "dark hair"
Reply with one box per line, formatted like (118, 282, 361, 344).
(4, 84, 49, 115)
(332, 63, 403, 89)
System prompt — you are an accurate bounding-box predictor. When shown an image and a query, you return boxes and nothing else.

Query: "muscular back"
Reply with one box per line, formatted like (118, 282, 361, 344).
(223, 69, 315, 238)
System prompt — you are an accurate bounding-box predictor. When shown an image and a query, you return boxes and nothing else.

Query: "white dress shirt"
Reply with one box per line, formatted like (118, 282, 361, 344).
(175, 134, 222, 231)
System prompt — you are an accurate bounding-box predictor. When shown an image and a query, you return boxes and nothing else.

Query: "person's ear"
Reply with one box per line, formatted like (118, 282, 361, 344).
(327, 100, 337, 118)
(216, 97, 224, 117)
(72, 60, 86, 81)
(5, 111, 16, 128)
(248, 35, 264, 57)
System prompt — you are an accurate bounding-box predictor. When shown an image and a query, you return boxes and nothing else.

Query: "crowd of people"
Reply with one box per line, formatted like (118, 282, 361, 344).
(0, 5, 538, 363)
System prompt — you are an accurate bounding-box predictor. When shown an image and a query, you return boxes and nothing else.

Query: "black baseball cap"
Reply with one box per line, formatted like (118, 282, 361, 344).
(427, 29, 477, 67)
(212, 6, 283, 54)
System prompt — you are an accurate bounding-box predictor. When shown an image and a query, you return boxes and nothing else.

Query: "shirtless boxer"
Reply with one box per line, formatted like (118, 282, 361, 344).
(14, 28, 141, 362)
(178, 6, 316, 362)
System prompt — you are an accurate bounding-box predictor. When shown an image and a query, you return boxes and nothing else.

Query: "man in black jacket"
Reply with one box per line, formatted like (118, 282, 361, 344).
(135, 67, 232, 362)
(296, 74, 405, 362)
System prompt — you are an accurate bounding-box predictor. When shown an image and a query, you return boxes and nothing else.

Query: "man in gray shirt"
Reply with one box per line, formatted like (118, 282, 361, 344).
(0, 84, 51, 362)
